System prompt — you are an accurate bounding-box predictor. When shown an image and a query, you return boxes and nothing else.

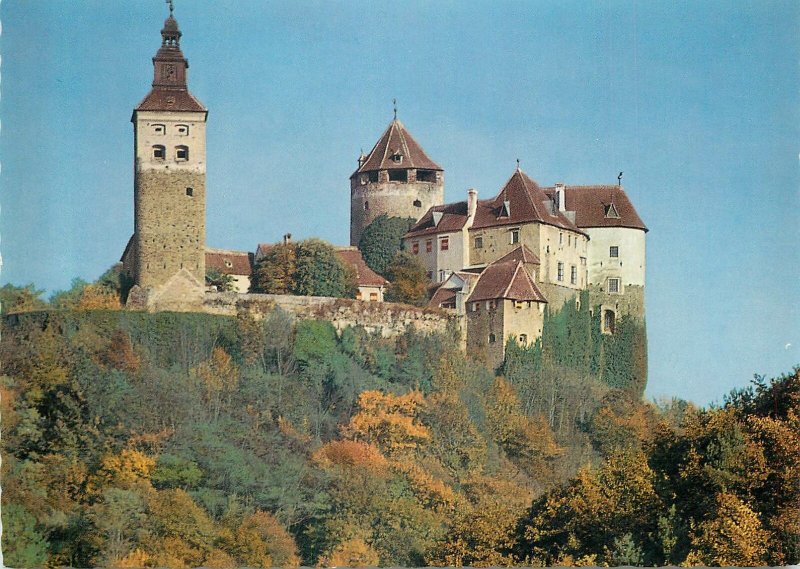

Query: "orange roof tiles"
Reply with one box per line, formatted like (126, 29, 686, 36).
(354, 119, 442, 174)
(467, 259, 547, 303)
(205, 248, 252, 276)
(336, 248, 389, 287)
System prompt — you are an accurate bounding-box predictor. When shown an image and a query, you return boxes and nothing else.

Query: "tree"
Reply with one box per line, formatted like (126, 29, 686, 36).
(293, 239, 355, 298)
(1, 504, 49, 568)
(206, 268, 235, 292)
(384, 251, 428, 306)
(251, 243, 296, 294)
(358, 214, 416, 277)
(341, 390, 430, 455)
(0, 283, 48, 313)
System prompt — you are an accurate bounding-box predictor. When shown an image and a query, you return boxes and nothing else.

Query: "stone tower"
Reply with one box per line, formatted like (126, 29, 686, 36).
(124, 9, 208, 309)
(350, 118, 444, 246)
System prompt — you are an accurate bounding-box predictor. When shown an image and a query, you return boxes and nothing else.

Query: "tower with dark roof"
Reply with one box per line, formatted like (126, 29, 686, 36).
(123, 10, 208, 308)
(350, 118, 444, 246)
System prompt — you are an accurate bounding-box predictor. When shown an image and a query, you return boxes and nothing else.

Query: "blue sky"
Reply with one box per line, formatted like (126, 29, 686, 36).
(1, 0, 797, 406)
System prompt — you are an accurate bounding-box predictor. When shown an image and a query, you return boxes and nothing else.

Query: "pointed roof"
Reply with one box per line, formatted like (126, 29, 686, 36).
(471, 169, 584, 235)
(405, 200, 470, 238)
(495, 244, 541, 265)
(335, 247, 389, 287)
(467, 259, 547, 303)
(354, 119, 442, 175)
(551, 185, 648, 232)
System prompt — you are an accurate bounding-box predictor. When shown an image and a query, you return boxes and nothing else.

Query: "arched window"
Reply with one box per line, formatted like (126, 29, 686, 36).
(488, 333, 497, 344)
(603, 309, 616, 334)
(152, 145, 165, 159)
(176, 145, 189, 161)
(413, 199, 422, 207)
(152, 124, 165, 135)
(364, 201, 369, 211)
(176, 124, 189, 136)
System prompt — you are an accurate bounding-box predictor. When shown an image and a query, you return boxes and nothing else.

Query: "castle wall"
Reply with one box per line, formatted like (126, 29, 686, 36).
(350, 175, 444, 245)
(588, 283, 645, 320)
(203, 292, 453, 337)
(584, 227, 646, 289)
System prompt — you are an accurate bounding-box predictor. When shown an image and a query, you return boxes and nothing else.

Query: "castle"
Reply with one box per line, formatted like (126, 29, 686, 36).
(122, 9, 647, 370)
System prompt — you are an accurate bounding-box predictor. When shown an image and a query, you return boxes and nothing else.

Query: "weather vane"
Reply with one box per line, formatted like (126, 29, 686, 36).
(516, 158, 521, 171)
(167, 0, 174, 16)
(393, 98, 397, 120)
(618, 171, 623, 186)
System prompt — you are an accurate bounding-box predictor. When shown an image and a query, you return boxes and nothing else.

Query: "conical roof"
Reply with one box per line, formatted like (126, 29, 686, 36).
(355, 119, 442, 174)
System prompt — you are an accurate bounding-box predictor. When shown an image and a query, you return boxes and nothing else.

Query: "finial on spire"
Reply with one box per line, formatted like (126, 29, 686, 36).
(617, 171, 623, 186)
(516, 158, 521, 171)
(167, 0, 174, 16)
(393, 98, 397, 120)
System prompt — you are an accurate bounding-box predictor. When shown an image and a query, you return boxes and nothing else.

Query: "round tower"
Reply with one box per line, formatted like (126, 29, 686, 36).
(350, 118, 444, 246)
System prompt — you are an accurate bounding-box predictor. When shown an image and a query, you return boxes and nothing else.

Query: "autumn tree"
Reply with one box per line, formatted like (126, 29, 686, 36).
(384, 251, 428, 306)
(341, 390, 430, 455)
(357, 214, 416, 277)
(0, 283, 48, 313)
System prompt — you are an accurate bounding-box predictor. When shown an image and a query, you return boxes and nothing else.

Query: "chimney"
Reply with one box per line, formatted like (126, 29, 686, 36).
(357, 150, 367, 169)
(283, 233, 292, 245)
(555, 183, 566, 212)
(467, 188, 478, 219)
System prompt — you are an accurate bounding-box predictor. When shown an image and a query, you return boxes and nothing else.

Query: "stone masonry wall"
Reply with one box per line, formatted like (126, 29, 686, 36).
(350, 176, 444, 246)
(204, 292, 454, 338)
(134, 169, 206, 288)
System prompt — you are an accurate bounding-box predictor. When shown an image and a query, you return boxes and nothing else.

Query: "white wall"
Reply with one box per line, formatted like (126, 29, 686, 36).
(585, 227, 646, 288)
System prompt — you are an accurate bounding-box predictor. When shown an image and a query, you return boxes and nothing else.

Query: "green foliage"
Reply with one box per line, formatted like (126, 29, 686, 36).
(358, 214, 416, 276)
(384, 250, 428, 306)
(2, 504, 49, 568)
(251, 243, 297, 294)
(0, 283, 48, 313)
(206, 267, 235, 292)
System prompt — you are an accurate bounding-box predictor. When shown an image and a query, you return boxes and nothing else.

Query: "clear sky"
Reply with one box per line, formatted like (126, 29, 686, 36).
(1, 0, 797, 406)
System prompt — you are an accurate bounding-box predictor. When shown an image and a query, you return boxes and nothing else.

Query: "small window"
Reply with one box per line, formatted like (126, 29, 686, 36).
(510, 229, 520, 244)
(570, 265, 577, 284)
(368, 171, 379, 182)
(557, 262, 564, 282)
(176, 145, 189, 160)
(224, 260, 233, 268)
(610, 246, 619, 258)
(580, 256, 587, 266)
(389, 169, 408, 182)
(412, 242, 419, 254)
(391, 153, 403, 163)
(488, 333, 496, 344)
(153, 145, 166, 159)
(364, 201, 369, 211)
(519, 334, 528, 345)
(176, 124, 189, 136)
(417, 169, 436, 182)
(426, 240, 432, 253)
(474, 236, 483, 249)
(607, 278, 620, 293)
(413, 199, 422, 208)
(604, 309, 616, 334)
(439, 270, 447, 282)
(152, 124, 165, 135)
(369, 292, 378, 301)
(440, 237, 449, 251)
(471, 302, 480, 312)
(568, 234, 571, 246)
(360, 174, 368, 185)
(186, 187, 194, 197)
(559, 232, 564, 246)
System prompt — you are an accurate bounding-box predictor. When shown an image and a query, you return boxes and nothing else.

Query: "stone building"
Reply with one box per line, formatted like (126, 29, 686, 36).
(416, 167, 647, 363)
(350, 118, 444, 246)
(122, 10, 208, 310)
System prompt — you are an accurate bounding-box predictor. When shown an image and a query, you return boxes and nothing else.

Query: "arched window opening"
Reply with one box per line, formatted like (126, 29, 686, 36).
(413, 199, 422, 207)
(176, 145, 189, 161)
(152, 145, 166, 159)
(364, 201, 369, 211)
(603, 309, 616, 334)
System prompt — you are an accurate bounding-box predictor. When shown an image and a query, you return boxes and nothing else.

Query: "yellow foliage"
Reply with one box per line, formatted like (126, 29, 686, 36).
(149, 536, 205, 569)
(320, 537, 380, 568)
(234, 510, 300, 568)
(391, 461, 458, 510)
(203, 548, 237, 569)
(78, 284, 122, 309)
(110, 547, 150, 568)
(94, 448, 156, 489)
(313, 439, 390, 474)
(341, 390, 430, 454)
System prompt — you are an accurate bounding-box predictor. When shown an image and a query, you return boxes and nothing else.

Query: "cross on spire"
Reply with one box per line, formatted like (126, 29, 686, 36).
(516, 158, 521, 171)
(166, 0, 174, 16)
(393, 98, 397, 120)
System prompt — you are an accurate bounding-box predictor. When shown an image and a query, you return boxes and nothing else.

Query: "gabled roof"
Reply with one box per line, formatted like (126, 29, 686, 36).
(428, 287, 458, 309)
(135, 89, 206, 112)
(335, 247, 389, 287)
(205, 248, 253, 276)
(405, 201, 470, 238)
(554, 185, 648, 232)
(471, 169, 585, 235)
(467, 259, 547, 303)
(495, 244, 541, 265)
(354, 119, 442, 175)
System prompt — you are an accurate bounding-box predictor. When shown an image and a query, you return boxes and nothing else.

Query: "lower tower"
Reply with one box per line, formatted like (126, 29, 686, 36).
(350, 118, 444, 246)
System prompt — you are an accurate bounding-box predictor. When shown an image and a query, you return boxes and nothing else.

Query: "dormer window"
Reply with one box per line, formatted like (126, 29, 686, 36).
(152, 124, 165, 135)
(176, 145, 189, 161)
(604, 203, 621, 219)
(153, 145, 166, 159)
(176, 124, 189, 136)
(391, 152, 403, 164)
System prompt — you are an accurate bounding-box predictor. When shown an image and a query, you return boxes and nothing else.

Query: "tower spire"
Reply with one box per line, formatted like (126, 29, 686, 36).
(393, 98, 397, 120)
(167, 0, 174, 16)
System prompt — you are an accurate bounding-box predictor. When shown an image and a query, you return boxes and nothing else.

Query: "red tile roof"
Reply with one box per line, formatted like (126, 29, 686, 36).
(135, 88, 206, 112)
(467, 260, 547, 303)
(354, 119, 442, 175)
(494, 244, 541, 265)
(205, 248, 253, 276)
(555, 185, 647, 232)
(471, 169, 585, 236)
(336, 248, 389, 287)
(405, 201, 470, 238)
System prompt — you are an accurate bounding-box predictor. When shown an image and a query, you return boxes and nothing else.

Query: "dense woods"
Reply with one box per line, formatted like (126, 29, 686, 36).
(0, 299, 797, 567)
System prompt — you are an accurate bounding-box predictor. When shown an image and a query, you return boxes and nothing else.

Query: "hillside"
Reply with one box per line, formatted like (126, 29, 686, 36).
(1, 309, 797, 567)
